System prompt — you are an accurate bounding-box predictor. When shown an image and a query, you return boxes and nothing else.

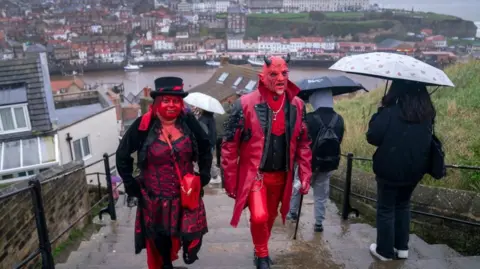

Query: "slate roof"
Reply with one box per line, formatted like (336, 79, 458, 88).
(189, 60, 259, 102)
(0, 53, 53, 140)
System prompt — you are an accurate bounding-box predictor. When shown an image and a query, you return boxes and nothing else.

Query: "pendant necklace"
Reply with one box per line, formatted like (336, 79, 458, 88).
(269, 93, 286, 121)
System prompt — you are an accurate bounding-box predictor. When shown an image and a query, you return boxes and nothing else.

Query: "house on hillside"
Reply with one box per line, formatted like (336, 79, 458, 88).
(189, 57, 259, 104)
(0, 53, 119, 184)
(51, 78, 86, 94)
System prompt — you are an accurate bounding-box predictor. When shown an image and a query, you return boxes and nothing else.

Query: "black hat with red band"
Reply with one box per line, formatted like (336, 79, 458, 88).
(151, 76, 189, 98)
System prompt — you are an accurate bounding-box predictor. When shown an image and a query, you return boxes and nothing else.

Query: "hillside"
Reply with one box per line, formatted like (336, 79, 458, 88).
(246, 11, 477, 39)
(334, 60, 480, 191)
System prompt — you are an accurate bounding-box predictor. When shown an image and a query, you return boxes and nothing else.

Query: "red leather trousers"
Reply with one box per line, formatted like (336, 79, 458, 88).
(248, 172, 286, 258)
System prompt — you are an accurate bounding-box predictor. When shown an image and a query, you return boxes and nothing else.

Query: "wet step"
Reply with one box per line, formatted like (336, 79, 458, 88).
(55, 190, 480, 269)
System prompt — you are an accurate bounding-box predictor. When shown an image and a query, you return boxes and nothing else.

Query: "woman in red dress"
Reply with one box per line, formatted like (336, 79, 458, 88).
(116, 77, 213, 269)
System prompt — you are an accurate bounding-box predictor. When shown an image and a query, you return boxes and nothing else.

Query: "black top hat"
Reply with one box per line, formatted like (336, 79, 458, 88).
(151, 76, 188, 99)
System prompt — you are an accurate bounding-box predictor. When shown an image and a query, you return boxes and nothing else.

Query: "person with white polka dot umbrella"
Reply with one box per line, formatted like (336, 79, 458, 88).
(329, 52, 455, 88)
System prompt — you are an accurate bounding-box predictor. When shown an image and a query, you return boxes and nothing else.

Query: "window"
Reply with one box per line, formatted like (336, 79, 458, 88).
(232, 77, 243, 88)
(73, 136, 91, 161)
(0, 104, 30, 134)
(0, 136, 59, 174)
(217, 72, 229, 83)
(245, 80, 257, 92)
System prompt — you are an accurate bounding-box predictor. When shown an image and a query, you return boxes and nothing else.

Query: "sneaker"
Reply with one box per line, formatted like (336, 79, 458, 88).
(286, 212, 298, 221)
(369, 243, 393, 261)
(394, 248, 409, 259)
(314, 224, 324, 232)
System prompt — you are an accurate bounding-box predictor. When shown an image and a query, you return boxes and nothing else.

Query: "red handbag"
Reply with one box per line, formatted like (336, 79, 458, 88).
(162, 131, 201, 210)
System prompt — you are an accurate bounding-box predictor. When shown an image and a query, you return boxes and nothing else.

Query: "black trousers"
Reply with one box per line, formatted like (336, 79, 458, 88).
(215, 137, 222, 167)
(154, 234, 173, 266)
(376, 180, 417, 259)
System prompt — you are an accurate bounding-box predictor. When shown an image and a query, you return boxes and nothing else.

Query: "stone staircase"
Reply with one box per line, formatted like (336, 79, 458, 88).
(56, 185, 480, 269)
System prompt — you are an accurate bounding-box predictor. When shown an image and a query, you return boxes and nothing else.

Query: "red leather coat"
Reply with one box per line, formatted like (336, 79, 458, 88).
(221, 81, 312, 227)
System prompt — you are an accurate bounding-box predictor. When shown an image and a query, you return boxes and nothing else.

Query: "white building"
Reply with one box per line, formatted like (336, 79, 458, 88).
(57, 106, 118, 186)
(177, 0, 193, 12)
(227, 36, 259, 51)
(258, 36, 291, 53)
(0, 53, 120, 184)
(216, 0, 231, 13)
(153, 36, 176, 51)
(283, 0, 370, 12)
(253, 36, 336, 53)
(193, 2, 216, 12)
(227, 35, 244, 50)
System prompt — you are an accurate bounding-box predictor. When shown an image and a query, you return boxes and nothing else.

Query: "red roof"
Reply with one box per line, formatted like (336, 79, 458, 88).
(51, 78, 85, 93)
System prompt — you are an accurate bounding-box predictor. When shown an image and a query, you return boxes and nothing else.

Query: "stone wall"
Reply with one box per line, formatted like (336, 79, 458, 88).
(329, 166, 480, 254)
(0, 161, 90, 267)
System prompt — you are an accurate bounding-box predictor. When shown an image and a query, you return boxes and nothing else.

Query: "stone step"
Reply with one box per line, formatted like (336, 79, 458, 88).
(86, 265, 294, 269)
(55, 192, 480, 269)
(428, 244, 462, 258)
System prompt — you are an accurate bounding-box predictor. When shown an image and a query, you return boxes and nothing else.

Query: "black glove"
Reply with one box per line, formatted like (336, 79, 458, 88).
(200, 188, 204, 198)
(124, 178, 141, 198)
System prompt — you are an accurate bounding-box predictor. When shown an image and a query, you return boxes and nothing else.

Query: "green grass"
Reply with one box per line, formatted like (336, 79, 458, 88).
(0, 182, 14, 190)
(334, 60, 480, 191)
(324, 12, 365, 19)
(247, 13, 309, 20)
(247, 11, 454, 21)
(216, 13, 227, 19)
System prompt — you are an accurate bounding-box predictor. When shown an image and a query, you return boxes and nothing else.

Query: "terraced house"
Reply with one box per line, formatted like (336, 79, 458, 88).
(0, 53, 119, 184)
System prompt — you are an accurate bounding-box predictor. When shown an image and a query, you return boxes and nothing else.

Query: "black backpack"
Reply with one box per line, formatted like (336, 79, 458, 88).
(311, 114, 341, 173)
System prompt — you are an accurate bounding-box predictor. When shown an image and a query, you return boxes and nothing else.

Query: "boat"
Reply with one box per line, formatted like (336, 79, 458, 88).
(124, 63, 142, 71)
(248, 58, 264, 67)
(206, 60, 220, 67)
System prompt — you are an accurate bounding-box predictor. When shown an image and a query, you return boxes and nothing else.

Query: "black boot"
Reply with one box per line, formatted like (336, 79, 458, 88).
(254, 252, 273, 266)
(257, 257, 271, 269)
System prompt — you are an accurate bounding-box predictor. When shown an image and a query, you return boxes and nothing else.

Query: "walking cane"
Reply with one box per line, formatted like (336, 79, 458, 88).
(293, 194, 304, 240)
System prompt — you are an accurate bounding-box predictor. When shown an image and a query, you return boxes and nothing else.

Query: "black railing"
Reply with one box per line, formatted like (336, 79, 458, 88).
(339, 153, 480, 227)
(0, 153, 119, 269)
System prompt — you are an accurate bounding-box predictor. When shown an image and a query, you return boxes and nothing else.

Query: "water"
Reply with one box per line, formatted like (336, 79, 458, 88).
(374, 0, 480, 21)
(66, 66, 384, 98)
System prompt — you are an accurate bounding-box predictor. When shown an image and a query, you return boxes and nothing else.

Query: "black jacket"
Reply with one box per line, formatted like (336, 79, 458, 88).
(366, 105, 432, 186)
(198, 111, 216, 147)
(116, 112, 213, 196)
(306, 107, 345, 146)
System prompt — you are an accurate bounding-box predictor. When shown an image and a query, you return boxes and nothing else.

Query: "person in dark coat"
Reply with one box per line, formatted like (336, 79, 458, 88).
(366, 80, 435, 261)
(214, 103, 232, 167)
(116, 77, 213, 269)
(197, 110, 217, 152)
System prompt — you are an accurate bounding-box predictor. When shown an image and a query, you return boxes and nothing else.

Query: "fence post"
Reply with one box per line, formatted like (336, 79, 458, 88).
(29, 179, 55, 269)
(342, 153, 354, 220)
(101, 153, 117, 221)
(96, 172, 102, 201)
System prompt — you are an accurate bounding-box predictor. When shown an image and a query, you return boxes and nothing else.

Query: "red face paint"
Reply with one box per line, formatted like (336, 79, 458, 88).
(260, 56, 289, 95)
(155, 96, 183, 121)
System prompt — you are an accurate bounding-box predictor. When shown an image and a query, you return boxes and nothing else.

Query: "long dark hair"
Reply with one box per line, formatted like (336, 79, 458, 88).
(381, 80, 436, 123)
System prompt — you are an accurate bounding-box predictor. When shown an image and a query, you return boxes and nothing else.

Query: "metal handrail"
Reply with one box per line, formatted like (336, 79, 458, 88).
(3, 152, 118, 269)
(339, 152, 480, 227)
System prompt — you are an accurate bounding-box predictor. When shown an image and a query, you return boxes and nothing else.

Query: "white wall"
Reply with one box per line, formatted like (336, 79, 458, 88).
(57, 106, 119, 186)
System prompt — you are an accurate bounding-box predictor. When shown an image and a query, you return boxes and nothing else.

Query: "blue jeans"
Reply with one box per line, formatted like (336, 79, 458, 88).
(376, 180, 416, 259)
(289, 169, 331, 226)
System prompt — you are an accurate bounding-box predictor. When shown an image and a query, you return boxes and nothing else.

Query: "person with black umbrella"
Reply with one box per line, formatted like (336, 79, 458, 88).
(287, 89, 345, 233)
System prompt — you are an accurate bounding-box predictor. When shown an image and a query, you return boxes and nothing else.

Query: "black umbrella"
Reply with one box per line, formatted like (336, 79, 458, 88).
(297, 75, 367, 101)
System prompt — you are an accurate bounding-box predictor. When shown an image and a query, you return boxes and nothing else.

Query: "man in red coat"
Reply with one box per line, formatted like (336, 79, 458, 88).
(221, 55, 312, 269)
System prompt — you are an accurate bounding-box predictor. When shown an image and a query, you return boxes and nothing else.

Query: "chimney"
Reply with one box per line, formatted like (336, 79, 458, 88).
(220, 56, 229, 66)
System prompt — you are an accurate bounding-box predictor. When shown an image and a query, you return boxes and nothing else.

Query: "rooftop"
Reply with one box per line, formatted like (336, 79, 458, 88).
(53, 90, 112, 127)
(189, 58, 259, 102)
